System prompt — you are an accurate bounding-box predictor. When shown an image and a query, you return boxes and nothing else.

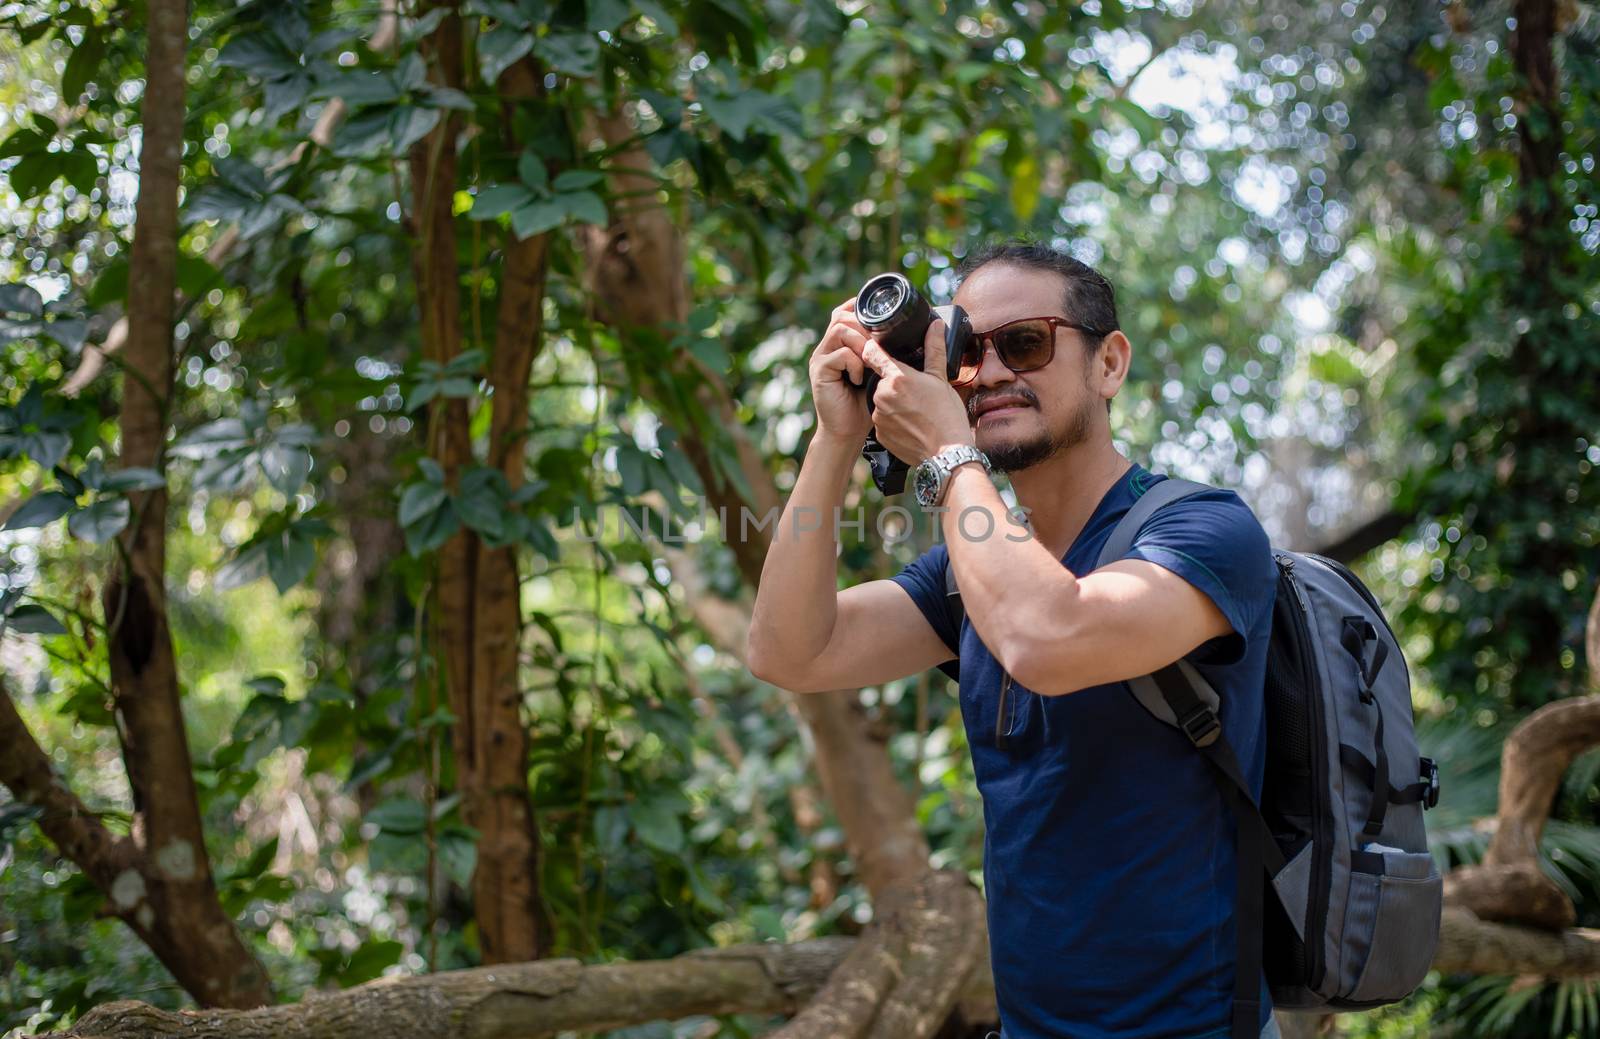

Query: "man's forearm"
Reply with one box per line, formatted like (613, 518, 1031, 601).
(937, 463, 1083, 679)
(745, 431, 860, 676)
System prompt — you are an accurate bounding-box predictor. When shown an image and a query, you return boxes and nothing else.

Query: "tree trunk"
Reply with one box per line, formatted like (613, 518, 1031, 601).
(74, 0, 272, 1008)
(580, 109, 931, 899)
(406, 7, 552, 961)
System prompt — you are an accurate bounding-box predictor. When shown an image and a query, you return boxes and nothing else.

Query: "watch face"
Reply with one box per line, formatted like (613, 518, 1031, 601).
(913, 461, 939, 508)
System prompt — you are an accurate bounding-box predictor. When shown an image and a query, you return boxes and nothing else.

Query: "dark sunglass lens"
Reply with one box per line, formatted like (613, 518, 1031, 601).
(995, 320, 1054, 370)
(954, 338, 984, 385)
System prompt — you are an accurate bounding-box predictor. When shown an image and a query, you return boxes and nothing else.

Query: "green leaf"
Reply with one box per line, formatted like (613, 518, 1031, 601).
(517, 150, 548, 191)
(700, 89, 803, 141)
(509, 199, 568, 239)
(44, 317, 88, 352)
(690, 337, 730, 373)
(686, 863, 726, 913)
(2, 491, 76, 531)
(0, 284, 44, 317)
(423, 86, 474, 112)
(171, 417, 250, 459)
(263, 73, 313, 122)
(552, 169, 604, 191)
(393, 53, 429, 93)
(67, 498, 129, 543)
(8, 152, 59, 200)
(321, 69, 404, 106)
(260, 442, 312, 494)
(616, 445, 647, 495)
(627, 796, 685, 853)
(337, 939, 403, 987)
(470, 183, 532, 220)
(88, 260, 129, 307)
(534, 32, 599, 76)
(479, 26, 533, 85)
(0, 128, 48, 161)
(98, 467, 166, 493)
(61, 25, 105, 102)
(216, 540, 270, 591)
(367, 798, 426, 835)
(330, 108, 394, 157)
(7, 604, 66, 636)
(265, 524, 319, 593)
(389, 105, 441, 154)
(399, 481, 449, 528)
(586, 0, 630, 32)
(453, 467, 510, 540)
(557, 189, 608, 225)
(403, 495, 460, 555)
(216, 32, 300, 79)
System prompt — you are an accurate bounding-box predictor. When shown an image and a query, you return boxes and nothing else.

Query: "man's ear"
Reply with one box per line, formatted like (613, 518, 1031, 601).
(1096, 330, 1132, 401)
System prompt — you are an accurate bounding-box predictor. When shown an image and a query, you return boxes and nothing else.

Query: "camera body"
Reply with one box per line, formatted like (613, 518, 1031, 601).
(852, 273, 973, 495)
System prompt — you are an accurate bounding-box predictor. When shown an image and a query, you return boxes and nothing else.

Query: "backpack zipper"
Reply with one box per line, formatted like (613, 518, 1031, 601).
(1278, 554, 1331, 992)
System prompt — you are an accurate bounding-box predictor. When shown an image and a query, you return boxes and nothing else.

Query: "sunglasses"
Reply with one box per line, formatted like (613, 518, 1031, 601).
(952, 315, 1107, 387)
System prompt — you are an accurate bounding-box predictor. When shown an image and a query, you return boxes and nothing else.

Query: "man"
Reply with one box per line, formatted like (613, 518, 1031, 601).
(745, 242, 1280, 1039)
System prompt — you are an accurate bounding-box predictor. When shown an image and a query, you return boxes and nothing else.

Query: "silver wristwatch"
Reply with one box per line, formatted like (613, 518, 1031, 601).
(912, 445, 991, 510)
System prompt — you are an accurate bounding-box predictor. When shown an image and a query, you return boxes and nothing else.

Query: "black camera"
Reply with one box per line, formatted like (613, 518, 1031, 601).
(851, 273, 973, 495)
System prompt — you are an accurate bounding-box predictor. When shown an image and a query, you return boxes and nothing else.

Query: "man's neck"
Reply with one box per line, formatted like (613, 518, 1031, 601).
(1007, 436, 1132, 560)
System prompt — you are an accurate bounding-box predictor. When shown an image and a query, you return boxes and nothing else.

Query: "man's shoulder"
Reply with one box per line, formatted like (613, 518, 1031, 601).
(1122, 478, 1277, 640)
(1135, 479, 1270, 552)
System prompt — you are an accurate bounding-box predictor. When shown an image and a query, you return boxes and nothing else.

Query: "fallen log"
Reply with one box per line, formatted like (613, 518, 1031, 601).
(41, 894, 1600, 1039)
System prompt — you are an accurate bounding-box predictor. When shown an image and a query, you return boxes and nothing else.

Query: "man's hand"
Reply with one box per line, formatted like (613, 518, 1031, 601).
(852, 315, 974, 463)
(807, 298, 874, 443)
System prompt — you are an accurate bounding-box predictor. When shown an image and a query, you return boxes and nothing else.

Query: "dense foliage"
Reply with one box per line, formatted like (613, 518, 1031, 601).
(1, 0, 1597, 1034)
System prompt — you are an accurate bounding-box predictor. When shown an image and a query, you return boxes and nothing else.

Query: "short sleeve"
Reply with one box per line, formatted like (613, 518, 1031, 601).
(888, 543, 962, 680)
(1119, 488, 1276, 667)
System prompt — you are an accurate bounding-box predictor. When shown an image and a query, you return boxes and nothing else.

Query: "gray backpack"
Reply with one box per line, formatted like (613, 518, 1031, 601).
(943, 477, 1442, 1037)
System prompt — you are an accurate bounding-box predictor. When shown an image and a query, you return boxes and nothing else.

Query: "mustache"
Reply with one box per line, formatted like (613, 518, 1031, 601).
(968, 387, 1040, 419)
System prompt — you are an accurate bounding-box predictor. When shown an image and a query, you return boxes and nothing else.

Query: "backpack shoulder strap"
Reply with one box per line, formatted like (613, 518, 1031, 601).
(1094, 475, 1211, 568)
(1094, 475, 1219, 733)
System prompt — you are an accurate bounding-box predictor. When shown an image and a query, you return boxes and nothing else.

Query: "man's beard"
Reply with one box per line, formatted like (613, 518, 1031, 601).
(976, 392, 1096, 473)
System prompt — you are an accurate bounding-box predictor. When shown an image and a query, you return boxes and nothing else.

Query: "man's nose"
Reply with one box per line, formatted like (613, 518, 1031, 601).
(973, 339, 1016, 387)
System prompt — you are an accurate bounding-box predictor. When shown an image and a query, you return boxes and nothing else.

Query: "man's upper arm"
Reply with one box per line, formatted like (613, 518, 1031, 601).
(1010, 490, 1275, 695)
(1118, 489, 1276, 665)
(762, 545, 956, 693)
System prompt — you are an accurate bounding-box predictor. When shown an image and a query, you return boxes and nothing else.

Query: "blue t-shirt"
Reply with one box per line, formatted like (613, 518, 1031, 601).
(891, 462, 1278, 1039)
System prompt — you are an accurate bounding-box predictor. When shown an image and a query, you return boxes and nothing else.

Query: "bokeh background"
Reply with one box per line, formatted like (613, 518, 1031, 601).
(2, 0, 1598, 1035)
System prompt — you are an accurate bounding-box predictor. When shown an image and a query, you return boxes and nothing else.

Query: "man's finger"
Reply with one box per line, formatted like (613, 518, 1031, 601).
(819, 345, 866, 387)
(814, 322, 866, 360)
(859, 337, 910, 380)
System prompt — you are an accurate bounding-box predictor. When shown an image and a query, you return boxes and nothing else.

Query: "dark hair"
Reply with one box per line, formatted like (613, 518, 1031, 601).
(953, 241, 1119, 343)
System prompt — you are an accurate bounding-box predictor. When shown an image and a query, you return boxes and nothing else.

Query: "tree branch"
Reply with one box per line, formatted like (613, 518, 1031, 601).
(0, 681, 136, 891)
(1306, 506, 1414, 563)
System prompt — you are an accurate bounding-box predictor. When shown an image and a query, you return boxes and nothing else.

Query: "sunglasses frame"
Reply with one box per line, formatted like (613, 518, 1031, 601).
(952, 315, 1108, 388)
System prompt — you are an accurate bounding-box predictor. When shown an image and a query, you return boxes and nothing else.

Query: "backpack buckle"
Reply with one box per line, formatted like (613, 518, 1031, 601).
(1420, 756, 1440, 809)
(1178, 704, 1221, 747)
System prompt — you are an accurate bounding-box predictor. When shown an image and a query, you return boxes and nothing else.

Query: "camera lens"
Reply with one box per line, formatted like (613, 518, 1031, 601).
(854, 272, 930, 364)
(859, 277, 907, 323)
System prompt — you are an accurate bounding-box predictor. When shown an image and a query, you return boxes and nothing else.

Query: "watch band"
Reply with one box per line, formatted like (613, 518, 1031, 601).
(925, 444, 990, 508)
